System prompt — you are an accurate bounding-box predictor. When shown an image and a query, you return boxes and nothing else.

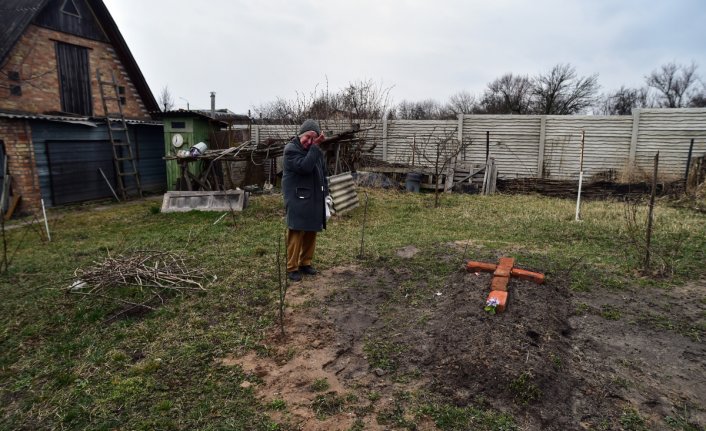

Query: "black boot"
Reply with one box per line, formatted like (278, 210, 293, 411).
(300, 265, 317, 275)
(287, 271, 302, 282)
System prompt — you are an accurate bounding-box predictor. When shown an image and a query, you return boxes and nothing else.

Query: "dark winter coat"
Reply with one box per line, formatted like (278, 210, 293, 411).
(282, 137, 328, 231)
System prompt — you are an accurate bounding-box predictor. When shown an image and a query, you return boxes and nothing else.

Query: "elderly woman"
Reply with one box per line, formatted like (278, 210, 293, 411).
(282, 119, 328, 282)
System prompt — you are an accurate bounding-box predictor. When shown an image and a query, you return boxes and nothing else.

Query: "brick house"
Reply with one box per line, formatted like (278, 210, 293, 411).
(0, 0, 165, 215)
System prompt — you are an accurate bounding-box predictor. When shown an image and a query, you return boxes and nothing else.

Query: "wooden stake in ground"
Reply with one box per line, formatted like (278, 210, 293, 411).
(575, 130, 585, 221)
(684, 138, 695, 192)
(1, 209, 7, 275)
(277, 226, 287, 336)
(41, 199, 51, 242)
(0, 155, 8, 274)
(98, 168, 121, 202)
(358, 192, 369, 259)
(644, 151, 659, 272)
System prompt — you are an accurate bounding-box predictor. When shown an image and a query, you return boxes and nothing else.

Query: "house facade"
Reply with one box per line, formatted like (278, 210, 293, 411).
(0, 0, 165, 214)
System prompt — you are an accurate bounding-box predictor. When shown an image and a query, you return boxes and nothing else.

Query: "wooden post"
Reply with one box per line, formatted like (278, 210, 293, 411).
(411, 135, 416, 167)
(628, 109, 640, 167)
(41, 199, 51, 242)
(358, 192, 369, 259)
(538, 116, 546, 178)
(98, 168, 121, 202)
(485, 131, 490, 162)
(644, 152, 659, 271)
(382, 116, 388, 162)
(684, 138, 695, 190)
(0, 155, 7, 274)
(457, 113, 464, 160)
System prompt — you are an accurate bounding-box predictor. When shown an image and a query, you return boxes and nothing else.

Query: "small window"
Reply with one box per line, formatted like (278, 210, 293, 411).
(118, 86, 126, 105)
(61, 0, 81, 17)
(171, 121, 186, 129)
(10, 85, 22, 96)
(8, 71, 19, 81)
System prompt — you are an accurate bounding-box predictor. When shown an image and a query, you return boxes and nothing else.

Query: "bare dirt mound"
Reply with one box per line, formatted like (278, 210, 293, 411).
(408, 270, 576, 430)
(226, 256, 706, 430)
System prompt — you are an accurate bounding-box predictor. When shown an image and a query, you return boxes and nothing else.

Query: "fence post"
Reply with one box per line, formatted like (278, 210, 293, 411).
(382, 116, 388, 162)
(685, 138, 695, 189)
(644, 151, 659, 272)
(538, 116, 546, 178)
(457, 113, 464, 159)
(628, 109, 641, 167)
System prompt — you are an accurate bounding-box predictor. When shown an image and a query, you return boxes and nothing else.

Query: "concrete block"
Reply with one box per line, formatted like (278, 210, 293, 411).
(160, 190, 248, 213)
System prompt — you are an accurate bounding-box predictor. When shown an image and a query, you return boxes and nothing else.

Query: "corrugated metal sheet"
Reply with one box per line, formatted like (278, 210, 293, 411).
(635, 109, 706, 179)
(328, 171, 358, 214)
(0, 111, 160, 125)
(44, 139, 115, 205)
(544, 116, 633, 180)
(385, 120, 458, 167)
(463, 115, 541, 179)
(0, 0, 48, 64)
(31, 121, 165, 206)
(250, 109, 706, 181)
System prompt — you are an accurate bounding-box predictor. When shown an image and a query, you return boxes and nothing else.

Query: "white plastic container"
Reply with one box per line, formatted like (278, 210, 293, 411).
(189, 142, 208, 156)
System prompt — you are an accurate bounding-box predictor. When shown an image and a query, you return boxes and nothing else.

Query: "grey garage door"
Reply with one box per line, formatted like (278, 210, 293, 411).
(46, 140, 116, 205)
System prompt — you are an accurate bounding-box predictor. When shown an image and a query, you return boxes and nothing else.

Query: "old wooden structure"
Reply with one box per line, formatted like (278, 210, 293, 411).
(0, 0, 164, 214)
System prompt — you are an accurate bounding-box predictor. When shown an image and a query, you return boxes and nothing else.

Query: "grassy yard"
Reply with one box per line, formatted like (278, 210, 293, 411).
(1, 190, 705, 430)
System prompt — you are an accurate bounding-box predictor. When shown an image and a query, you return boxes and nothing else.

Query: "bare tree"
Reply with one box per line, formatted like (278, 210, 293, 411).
(395, 99, 445, 120)
(646, 62, 701, 108)
(159, 86, 175, 111)
(690, 90, 706, 107)
(417, 128, 470, 207)
(338, 78, 393, 121)
(480, 73, 533, 114)
(532, 64, 599, 114)
(445, 91, 478, 116)
(252, 78, 392, 124)
(597, 86, 650, 115)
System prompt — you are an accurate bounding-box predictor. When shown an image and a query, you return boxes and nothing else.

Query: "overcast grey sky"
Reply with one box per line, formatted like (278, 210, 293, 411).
(103, 0, 706, 114)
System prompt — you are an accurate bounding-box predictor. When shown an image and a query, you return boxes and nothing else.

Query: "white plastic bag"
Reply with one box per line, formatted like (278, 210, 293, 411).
(325, 195, 333, 220)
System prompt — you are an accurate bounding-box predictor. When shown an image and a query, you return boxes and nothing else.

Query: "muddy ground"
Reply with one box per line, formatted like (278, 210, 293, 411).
(226, 245, 706, 430)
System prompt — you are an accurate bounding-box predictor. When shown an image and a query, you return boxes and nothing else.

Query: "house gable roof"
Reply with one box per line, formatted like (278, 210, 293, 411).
(0, 0, 159, 113)
(0, 0, 49, 66)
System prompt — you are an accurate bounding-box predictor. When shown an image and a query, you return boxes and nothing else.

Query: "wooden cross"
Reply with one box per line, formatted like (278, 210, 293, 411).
(466, 257, 545, 313)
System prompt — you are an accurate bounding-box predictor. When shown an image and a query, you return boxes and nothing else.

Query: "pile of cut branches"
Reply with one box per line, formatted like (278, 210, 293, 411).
(67, 249, 210, 320)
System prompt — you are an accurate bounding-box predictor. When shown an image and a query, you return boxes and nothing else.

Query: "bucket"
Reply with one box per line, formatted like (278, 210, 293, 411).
(189, 142, 208, 156)
(405, 172, 422, 192)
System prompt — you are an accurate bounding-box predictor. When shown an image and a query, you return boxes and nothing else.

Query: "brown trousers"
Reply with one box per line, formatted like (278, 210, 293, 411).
(287, 229, 317, 272)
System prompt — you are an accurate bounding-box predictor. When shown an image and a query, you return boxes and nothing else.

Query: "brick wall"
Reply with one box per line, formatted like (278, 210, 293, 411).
(0, 119, 41, 215)
(0, 24, 150, 120)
